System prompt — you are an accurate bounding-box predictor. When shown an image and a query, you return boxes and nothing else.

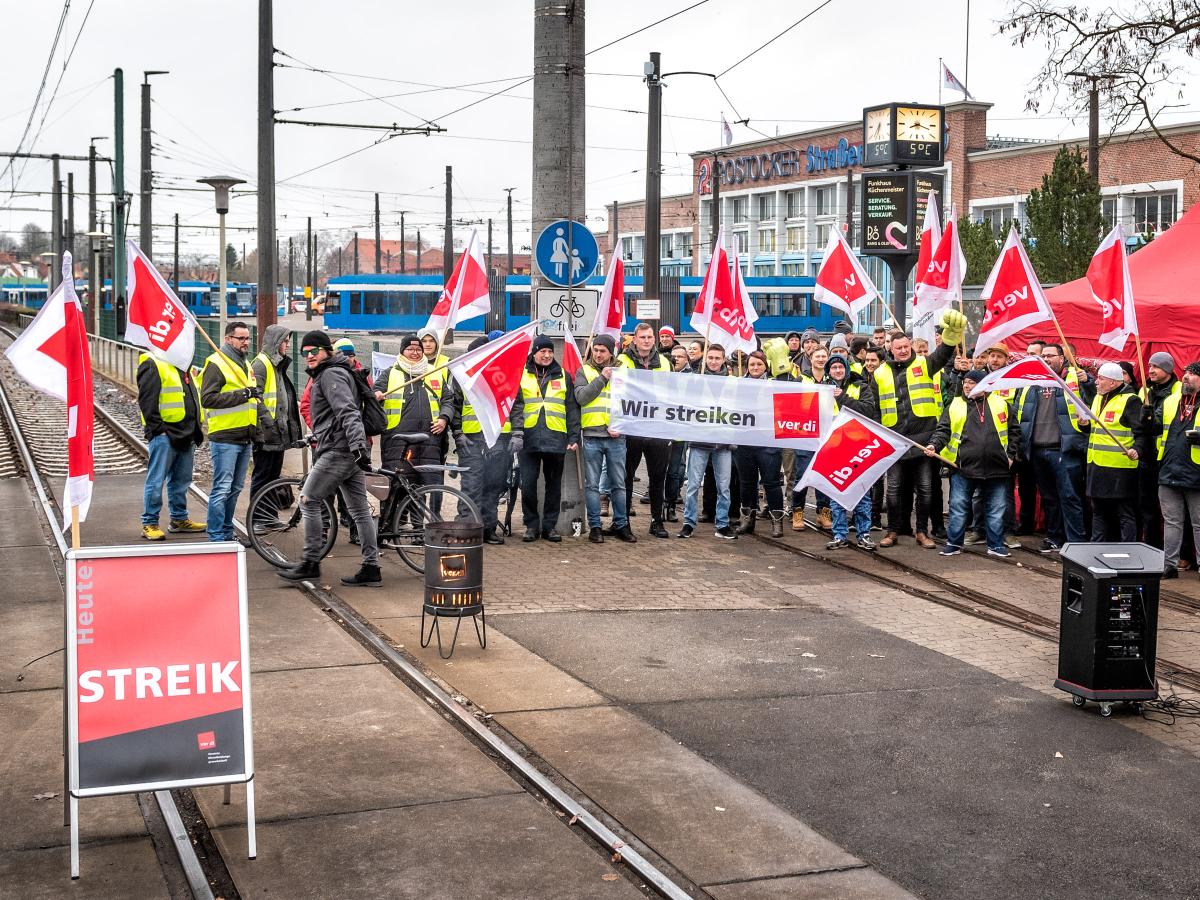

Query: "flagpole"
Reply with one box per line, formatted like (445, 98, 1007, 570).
(71, 505, 80, 549)
(1050, 315, 1080, 371)
(1133, 332, 1149, 392)
(938, 58, 943, 105)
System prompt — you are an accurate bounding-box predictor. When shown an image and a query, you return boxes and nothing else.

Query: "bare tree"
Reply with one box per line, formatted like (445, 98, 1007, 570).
(1000, 0, 1200, 164)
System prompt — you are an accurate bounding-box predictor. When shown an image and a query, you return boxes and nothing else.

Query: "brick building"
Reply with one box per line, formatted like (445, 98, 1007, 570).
(601, 100, 1199, 292)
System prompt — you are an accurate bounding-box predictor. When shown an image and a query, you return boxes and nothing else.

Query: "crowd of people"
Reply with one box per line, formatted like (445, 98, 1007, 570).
(136, 312, 1200, 588)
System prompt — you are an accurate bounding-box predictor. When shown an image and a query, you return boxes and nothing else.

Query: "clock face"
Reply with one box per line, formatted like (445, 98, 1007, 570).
(896, 106, 941, 142)
(865, 108, 892, 143)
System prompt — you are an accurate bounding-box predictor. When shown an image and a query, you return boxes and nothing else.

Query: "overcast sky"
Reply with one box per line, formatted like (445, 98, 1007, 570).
(3, 0, 1194, 265)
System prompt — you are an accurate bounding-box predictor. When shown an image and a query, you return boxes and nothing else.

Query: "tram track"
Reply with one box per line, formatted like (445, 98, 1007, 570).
(0, 323, 692, 900)
(0, 327, 225, 900)
(753, 523, 1200, 696)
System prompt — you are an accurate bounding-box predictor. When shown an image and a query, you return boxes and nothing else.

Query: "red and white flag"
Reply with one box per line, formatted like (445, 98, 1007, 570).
(797, 409, 916, 511)
(592, 255, 626, 340)
(700, 254, 758, 355)
(912, 191, 942, 304)
(975, 226, 1054, 357)
(691, 227, 735, 338)
(125, 240, 197, 371)
(968, 356, 1096, 422)
(4, 254, 94, 527)
(561, 325, 584, 379)
(916, 209, 966, 313)
(426, 229, 491, 340)
(446, 322, 539, 447)
(942, 61, 973, 100)
(813, 227, 879, 319)
(1087, 225, 1137, 352)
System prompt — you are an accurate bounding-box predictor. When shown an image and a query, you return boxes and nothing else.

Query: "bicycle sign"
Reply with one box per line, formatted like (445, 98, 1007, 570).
(534, 288, 599, 337)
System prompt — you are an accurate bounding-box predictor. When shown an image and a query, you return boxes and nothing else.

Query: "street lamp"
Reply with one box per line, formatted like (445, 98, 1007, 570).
(197, 176, 246, 337)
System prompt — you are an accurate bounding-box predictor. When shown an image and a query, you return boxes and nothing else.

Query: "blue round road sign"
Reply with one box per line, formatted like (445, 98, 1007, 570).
(535, 220, 598, 288)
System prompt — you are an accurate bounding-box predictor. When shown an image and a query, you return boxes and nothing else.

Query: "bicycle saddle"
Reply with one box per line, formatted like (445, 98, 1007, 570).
(392, 432, 432, 444)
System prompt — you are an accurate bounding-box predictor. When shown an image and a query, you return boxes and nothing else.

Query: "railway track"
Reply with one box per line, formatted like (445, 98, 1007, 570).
(755, 522, 1200, 697)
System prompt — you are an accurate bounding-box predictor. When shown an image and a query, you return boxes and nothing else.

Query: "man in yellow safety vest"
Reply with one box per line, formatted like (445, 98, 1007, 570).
(1083, 362, 1143, 542)
(574, 334, 635, 544)
(137, 349, 204, 541)
(200, 320, 261, 542)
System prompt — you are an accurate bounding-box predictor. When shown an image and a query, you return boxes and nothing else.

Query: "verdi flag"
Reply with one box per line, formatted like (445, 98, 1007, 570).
(796, 409, 917, 511)
(445, 322, 539, 447)
(1087, 225, 1138, 352)
(975, 226, 1054, 357)
(813, 227, 879, 319)
(125, 240, 197, 371)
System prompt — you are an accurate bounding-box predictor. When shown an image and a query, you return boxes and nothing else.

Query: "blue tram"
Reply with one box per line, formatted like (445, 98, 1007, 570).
(322, 273, 861, 335)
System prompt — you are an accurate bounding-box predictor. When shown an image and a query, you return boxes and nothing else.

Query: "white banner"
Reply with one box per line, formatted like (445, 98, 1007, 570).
(609, 369, 835, 450)
(372, 350, 397, 384)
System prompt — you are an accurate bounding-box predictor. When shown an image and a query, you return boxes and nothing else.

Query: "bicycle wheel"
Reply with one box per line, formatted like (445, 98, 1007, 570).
(246, 476, 338, 568)
(385, 484, 481, 574)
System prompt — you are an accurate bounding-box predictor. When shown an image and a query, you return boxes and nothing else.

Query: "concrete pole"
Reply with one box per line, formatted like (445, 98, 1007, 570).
(643, 51, 662, 312)
(173, 214, 179, 287)
(505, 187, 515, 275)
(51, 156, 62, 290)
(140, 80, 152, 258)
(288, 237, 294, 304)
(400, 212, 407, 273)
(532, 0, 586, 534)
(218, 210, 228, 337)
(353, 232, 359, 274)
(374, 192, 382, 273)
(87, 142, 97, 330)
(305, 216, 313, 322)
(257, 0, 278, 332)
(113, 68, 126, 329)
(710, 153, 721, 252)
(1087, 79, 1100, 182)
(487, 218, 494, 273)
(443, 166, 453, 282)
(611, 200, 618, 265)
(67, 172, 75, 263)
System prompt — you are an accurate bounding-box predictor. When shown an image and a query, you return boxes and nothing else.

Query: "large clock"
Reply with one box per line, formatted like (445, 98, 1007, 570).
(860, 103, 946, 168)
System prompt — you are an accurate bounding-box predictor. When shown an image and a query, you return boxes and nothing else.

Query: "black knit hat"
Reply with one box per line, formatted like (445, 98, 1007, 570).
(1185, 362, 1200, 378)
(592, 333, 616, 353)
(399, 333, 422, 352)
(300, 330, 332, 352)
(532, 335, 554, 353)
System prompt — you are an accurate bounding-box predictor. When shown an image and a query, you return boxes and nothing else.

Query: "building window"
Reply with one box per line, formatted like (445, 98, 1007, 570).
(1133, 192, 1177, 234)
(786, 226, 804, 252)
(661, 235, 673, 258)
(754, 264, 774, 277)
(1102, 197, 1118, 230)
(732, 230, 749, 254)
(758, 229, 777, 253)
(977, 205, 1010, 237)
(814, 186, 836, 217)
(815, 223, 833, 246)
(731, 196, 749, 224)
(782, 262, 805, 277)
(674, 233, 693, 257)
(756, 194, 775, 222)
(786, 190, 803, 220)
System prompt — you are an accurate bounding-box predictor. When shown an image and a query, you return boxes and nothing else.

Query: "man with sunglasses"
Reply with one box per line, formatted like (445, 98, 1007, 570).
(200, 321, 261, 542)
(280, 331, 381, 587)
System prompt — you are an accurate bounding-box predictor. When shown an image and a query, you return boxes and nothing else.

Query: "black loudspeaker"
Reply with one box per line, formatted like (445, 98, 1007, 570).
(1055, 542, 1161, 715)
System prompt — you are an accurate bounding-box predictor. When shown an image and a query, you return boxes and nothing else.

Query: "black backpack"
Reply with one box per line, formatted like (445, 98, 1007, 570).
(350, 366, 388, 437)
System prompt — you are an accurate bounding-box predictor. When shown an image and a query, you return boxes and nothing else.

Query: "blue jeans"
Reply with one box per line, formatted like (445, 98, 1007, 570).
(831, 495, 871, 541)
(583, 434, 628, 528)
(208, 441, 253, 541)
(685, 446, 731, 528)
(1031, 446, 1086, 544)
(790, 449, 829, 511)
(948, 473, 1006, 551)
(142, 434, 195, 525)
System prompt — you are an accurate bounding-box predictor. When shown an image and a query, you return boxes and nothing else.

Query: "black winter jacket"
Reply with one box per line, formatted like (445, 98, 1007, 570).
(1159, 390, 1200, 491)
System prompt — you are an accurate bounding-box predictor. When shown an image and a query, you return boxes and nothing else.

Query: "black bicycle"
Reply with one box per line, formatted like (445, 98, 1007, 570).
(246, 433, 481, 574)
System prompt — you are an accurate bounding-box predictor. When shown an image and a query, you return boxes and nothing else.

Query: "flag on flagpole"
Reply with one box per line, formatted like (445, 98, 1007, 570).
(691, 226, 734, 339)
(426, 229, 491, 340)
(912, 192, 942, 307)
(968, 356, 1097, 423)
(591, 255, 626, 340)
(942, 62, 973, 100)
(974, 226, 1055, 356)
(721, 113, 733, 147)
(125, 240, 197, 371)
(812, 227, 880, 319)
(4, 253, 94, 527)
(561, 325, 584, 379)
(1087, 224, 1138, 352)
(797, 409, 918, 511)
(916, 212, 966, 314)
(445, 322, 539, 447)
(711, 255, 759, 355)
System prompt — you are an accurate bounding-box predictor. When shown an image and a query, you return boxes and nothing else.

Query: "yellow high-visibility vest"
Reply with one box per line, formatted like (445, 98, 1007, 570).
(1088, 391, 1137, 469)
(138, 353, 188, 425)
(252, 351, 278, 420)
(579, 358, 632, 429)
(939, 394, 1010, 464)
(383, 366, 438, 430)
(520, 370, 568, 432)
(1159, 389, 1200, 464)
(874, 355, 939, 427)
(201, 351, 256, 437)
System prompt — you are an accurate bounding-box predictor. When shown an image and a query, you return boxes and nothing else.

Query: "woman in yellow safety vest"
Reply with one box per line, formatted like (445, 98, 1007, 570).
(377, 333, 445, 481)
(924, 368, 1019, 556)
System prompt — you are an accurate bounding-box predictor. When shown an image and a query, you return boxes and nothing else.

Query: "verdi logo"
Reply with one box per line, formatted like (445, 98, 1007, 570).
(773, 392, 820, 439)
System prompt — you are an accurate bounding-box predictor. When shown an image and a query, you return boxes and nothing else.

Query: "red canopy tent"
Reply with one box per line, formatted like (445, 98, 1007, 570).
(1010, 201, 1200, 370)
